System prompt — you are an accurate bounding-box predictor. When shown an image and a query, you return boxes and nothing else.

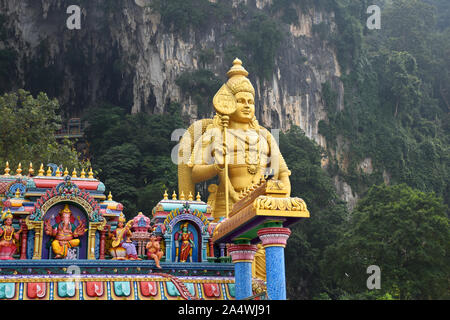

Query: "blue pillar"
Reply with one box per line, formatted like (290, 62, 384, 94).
(228, 243, 257, 300)
(265, 246, 286, 300)
(234, 261, 253, 299)
(257, 227, 291, 300)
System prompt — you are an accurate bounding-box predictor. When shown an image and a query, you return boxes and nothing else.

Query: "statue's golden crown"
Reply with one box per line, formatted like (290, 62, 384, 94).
(118, 212, 126, 223)
(213, 58, 255, 115)
(226, 58, 255, 96)
(1, 209, 13, 221)
(59, 204, 72, 215)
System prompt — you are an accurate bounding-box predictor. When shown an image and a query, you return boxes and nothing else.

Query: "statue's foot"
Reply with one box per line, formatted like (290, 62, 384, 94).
(54, 254, 62, 259)
(156, 263, 161, 269)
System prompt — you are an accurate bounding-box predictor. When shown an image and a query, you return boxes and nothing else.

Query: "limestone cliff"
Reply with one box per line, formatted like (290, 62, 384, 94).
(0, 0, 356, 206)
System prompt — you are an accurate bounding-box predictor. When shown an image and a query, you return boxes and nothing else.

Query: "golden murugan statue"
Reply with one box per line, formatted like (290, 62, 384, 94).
(178, 58, 292, 279)
(178, 58, 291, 221)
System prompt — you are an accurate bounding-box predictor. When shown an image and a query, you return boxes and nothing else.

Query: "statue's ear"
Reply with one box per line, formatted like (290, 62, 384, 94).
(213, 84, 236, 115)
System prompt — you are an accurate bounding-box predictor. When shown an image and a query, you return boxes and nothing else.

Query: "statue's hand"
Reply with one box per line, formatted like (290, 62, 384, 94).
(74, 219, 87, 236)
(213, 145, 228, 169)
(44, 219, 53, 235)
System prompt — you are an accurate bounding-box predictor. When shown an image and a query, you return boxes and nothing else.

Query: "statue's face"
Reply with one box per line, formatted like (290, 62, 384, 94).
(5, 218, 12, 226)
(62, 212, 71, 224)
(230, 92, 255, 123)
(118, 221, 124, 228)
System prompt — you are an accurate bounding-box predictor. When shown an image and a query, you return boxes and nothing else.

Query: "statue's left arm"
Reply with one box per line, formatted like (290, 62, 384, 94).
(266, 129, 291, 196)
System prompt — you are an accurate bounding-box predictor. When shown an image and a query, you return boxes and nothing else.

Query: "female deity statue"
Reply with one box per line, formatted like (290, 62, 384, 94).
(109, 213, 140, 260)
(44, 204, 86, 259)
(178, 58, 291, 221)
(146, 235, 163, 268)
(0, 209, 22, 260)
(174, 222, 194, 262)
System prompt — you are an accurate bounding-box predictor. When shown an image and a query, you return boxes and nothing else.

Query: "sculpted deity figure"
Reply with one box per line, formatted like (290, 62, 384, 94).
(146, 234, 163, 268)
(44, 204, 87, 259)
(0, 210, 22, 260)
(178, 58, 291, 221)
(174, 222, 194, 263)
(109, 213, 140, 260)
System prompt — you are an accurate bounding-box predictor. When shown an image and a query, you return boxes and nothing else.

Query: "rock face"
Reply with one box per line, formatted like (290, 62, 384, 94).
(0, 0, 353, 206)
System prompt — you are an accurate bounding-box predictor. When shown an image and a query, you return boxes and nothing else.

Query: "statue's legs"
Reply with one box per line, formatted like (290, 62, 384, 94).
(122, 242, 139, 260)
(52, 239, 80, 258)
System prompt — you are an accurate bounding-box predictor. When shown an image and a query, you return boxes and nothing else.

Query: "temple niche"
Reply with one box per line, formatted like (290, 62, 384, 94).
(42, 204, 89, 259)
(151, 191, 214, 263)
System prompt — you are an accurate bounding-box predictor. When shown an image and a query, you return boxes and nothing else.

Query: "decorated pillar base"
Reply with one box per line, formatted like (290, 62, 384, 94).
(227, 243, 258, 300)
(257, 227, 291, 300)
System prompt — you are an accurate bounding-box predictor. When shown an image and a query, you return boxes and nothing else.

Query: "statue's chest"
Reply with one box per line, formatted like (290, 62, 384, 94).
(227, 132, 269, 165)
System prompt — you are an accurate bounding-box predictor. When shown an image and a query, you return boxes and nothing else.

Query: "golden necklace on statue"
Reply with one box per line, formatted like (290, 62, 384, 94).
(245, 135, 260, 175)
(3, 227, 13, 241)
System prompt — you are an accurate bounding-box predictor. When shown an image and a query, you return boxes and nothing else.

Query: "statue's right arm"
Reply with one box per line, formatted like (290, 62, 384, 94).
(190, 132, 220, 183)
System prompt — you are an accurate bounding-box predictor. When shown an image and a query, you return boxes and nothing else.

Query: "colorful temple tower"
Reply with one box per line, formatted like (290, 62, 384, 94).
(0, 59, 310, 300)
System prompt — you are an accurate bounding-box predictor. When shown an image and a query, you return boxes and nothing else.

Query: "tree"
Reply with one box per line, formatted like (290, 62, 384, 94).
(279, 126, 348, 299)
(323, 184, 449, 299)
(0, 89, 82, 172)
(84, 103, 184, 217)
(383, 51, 422, 117)
(383, 0, 436, 75)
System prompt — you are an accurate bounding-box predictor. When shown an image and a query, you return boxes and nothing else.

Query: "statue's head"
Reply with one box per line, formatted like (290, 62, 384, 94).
(1, 209, 13, 226)
(213, 58, 258, 127)
(118, 213, 126, 228)
(180, 222, 189, 232)
(59, 204, 73, 223)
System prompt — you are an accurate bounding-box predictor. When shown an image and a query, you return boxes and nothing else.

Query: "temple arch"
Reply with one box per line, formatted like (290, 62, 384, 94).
(25, 177, 105, 259)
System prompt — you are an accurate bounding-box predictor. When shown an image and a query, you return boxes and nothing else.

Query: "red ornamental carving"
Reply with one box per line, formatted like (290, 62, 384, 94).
(227, 244, 258, 263)
(257, 227, 291, 247)
(86, 282, 104, 297)
(27, 283, 46, 299)
(203, 283, 220, 298)
(139, 281, 158, 296)
(152, 272, 200, 300)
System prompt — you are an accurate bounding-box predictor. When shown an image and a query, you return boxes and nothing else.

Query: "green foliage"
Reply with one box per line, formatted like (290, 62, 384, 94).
(0, 89, 82, 170)
(332, 6, 364, 71)
(382, 51, 422, 117)
(150, 0, 232, 35)
(318, 0, 449, 206)
(227, 12, 284, 80)
(176, 69, 221, 117)
(279, 126, 348, 299)
(198, 48, 216, 68)
(84, 103, 185, 217)
(383, 0, 436, 76)
(323, 184, 449, 299)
